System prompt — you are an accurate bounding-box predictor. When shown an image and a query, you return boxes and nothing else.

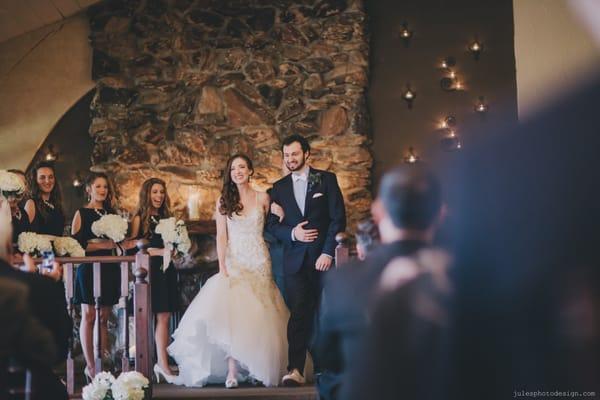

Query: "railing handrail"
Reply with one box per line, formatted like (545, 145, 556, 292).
(32, 255, 137, 264)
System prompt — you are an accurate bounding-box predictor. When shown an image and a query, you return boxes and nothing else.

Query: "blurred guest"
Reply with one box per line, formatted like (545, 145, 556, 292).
(25, 161, 65, 236)
(71, 172, 120, 380)
(441, 2, 600, 397)
(0, 197, 70, 400)
(354, 218, 380, 260)
(315, 165, 442, 400)
(345, 249, 451, 400)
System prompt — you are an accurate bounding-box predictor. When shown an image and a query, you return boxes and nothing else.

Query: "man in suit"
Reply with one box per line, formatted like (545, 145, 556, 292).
(315, 165, 443, 400)
(267, 134, 346, 386)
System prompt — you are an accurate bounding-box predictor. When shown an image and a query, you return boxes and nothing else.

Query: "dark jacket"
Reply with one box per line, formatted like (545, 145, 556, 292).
(267, 167, 346, 274)
(315, 239, 427, 400)
(0, 260, 72, 364)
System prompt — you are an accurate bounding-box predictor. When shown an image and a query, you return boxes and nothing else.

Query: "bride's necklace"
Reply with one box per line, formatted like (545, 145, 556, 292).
(13, 209, 22, 220)
(42, 199, 55, 210)
(94, 208, 107, 217)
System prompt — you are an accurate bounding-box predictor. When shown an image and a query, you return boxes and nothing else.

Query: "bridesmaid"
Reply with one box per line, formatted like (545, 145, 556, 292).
(71, 172, 121, 380)
(25, 161, 65, 236)
(128, 178, 179, 382)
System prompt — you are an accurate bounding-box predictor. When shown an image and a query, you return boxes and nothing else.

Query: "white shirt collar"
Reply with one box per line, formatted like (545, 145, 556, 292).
(292, 166, 309, 181)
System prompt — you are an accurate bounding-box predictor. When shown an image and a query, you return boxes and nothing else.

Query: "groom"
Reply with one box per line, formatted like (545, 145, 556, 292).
(267, 134, 346, 386)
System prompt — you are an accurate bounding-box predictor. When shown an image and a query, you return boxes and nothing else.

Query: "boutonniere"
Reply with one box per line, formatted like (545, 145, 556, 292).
(308, 171, 322, 192)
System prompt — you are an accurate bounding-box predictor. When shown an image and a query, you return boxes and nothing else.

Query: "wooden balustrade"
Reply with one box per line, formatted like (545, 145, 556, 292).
(335, 232, 357, 267)
(32, 240, 152, 397)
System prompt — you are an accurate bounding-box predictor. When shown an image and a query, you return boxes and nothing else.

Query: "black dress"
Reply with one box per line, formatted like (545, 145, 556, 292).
(12, 206, 31, 245)
(146, 217, 179, 313)
(30, 200, 65, 236)
(73, 208, 121, 306)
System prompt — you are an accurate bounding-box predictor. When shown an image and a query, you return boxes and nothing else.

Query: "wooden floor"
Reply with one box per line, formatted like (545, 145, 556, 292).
(71, 384, 316, 399)
(152, 383, 316, 399)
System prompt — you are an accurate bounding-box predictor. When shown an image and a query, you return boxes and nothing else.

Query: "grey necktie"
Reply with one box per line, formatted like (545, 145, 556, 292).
(292, 173, 307, 215)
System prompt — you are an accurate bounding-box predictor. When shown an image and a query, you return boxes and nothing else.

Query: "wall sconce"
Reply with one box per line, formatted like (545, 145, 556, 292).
(402, 85, 416, 109)
(441, 130, 461, 152)
(474, 96, 489, 113)
(399, 22, 413, 47)
(44, 144, 58, 162)
(440, 71, 463, 91)
(440, 56, 456, 69)
(469, 40, 483, 60)
(403, 147, 420, 164)
(72, 172, 83, 188)
(440, 115, 457, 129)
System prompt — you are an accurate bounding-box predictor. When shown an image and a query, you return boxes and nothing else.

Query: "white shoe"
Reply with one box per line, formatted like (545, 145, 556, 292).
(153, 363, 177, 384)
(225, 377, 239, 388)
(282, 369, 305, 387)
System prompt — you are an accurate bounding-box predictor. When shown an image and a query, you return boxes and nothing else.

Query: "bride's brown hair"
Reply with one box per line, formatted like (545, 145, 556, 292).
(219, 154, 254, 218)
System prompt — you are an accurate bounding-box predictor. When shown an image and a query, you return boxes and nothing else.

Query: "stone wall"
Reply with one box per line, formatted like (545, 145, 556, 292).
(88, 0, 372, 230)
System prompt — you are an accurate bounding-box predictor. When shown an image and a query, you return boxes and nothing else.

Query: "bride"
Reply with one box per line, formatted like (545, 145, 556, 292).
(168, 154, 289, 388)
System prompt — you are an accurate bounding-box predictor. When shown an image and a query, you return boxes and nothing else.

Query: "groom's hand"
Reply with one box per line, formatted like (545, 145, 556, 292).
(293, 221, 318, 242)
(315, 254, 333, 271)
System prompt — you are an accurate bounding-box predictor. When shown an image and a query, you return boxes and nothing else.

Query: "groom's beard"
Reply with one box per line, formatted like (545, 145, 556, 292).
(286, 155, 307, 172)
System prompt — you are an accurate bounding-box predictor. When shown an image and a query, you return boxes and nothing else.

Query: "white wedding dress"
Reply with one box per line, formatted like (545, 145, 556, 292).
(167, 205, 289, 387)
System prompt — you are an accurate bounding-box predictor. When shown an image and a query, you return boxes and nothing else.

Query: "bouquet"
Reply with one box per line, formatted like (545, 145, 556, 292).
(52, 236, 85, 257)
(91, 214, 129, 243)
(82, 371, 149, 400)
(155, 217, 192, 271)
(17, 232, 52, 256)
(0, 170, 25, 197)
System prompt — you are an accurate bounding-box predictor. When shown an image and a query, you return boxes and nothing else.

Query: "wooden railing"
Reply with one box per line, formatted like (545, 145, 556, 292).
(334, 232, 357, 267)
(32, 240, 153, 397)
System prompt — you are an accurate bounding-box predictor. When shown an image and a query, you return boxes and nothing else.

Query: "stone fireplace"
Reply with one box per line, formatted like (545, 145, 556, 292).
(87, 0, 372, 231)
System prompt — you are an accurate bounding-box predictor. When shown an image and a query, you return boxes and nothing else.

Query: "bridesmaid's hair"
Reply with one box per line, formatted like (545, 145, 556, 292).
(219, 154, 253, 218)
(135, 178, 172, 237)
(84, 172, 116, 212)
(28, 161, 64, 220)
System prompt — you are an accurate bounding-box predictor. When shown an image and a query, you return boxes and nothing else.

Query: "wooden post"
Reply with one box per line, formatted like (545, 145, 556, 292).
(133, 239, 153, 389)
(64, 263, 75, 395)
(93, 262, 102, 374)
(120, 261, 130, 372)
(335, 232, 350, 267)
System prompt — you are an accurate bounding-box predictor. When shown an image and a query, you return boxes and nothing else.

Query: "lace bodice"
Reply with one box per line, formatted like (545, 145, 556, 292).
(225, 205, 272, 279)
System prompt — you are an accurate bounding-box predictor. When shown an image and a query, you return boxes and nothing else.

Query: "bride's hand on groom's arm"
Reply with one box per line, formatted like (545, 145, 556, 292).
(219, 266, 229, 277)
(270, 202, 285, 222)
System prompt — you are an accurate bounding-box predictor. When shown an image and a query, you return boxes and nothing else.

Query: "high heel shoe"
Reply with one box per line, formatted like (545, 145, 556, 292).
(153, 363, 177, 384)
(225, 377, 239, 389)
(83, 366, 93, 383)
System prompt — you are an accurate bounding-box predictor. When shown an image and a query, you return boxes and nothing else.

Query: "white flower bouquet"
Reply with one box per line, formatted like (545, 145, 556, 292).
(0, 169, 25, 197)
(155, 218, 192, 271)
(91, 214, 129, 243)
(17, 232, 52, 256)
(155, 217, 192, 254)
(52, 236, 85, 257)
(82, 370, 149, 400)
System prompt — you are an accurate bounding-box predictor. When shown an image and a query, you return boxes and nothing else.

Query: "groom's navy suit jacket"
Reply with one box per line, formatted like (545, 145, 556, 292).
(267, 167, 346, 274)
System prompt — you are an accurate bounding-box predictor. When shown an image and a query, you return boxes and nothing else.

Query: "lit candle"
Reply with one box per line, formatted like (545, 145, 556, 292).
(187, 191, 200, 220)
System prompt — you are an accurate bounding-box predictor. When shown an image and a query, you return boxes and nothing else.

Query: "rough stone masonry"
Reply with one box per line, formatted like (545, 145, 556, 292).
(88, 0, 372, 231)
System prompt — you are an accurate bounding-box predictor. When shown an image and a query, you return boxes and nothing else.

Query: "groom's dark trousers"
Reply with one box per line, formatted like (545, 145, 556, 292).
(267, 167, 346, 373)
